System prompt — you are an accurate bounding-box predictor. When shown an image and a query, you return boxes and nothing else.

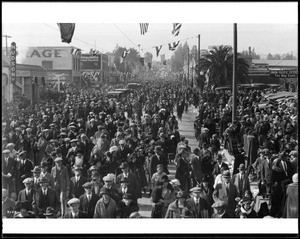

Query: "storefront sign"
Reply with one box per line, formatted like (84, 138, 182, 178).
(10, 42, 16, 84)
(16, 70, 31, 77)
(81, 54, 101, 70)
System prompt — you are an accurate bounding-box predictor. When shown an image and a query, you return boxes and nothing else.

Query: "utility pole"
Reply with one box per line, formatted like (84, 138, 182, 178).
(232, 23, 238, 122)
(2, 35, 12, 56)
(197, 34, 201, 92)
(187, 47, 190, 85)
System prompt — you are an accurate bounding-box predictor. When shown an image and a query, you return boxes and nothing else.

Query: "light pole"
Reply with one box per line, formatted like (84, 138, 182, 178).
(2, 35, 12, 56)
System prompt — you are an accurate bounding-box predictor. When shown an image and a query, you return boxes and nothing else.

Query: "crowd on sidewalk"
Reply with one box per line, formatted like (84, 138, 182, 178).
(2, 79, 298, 219)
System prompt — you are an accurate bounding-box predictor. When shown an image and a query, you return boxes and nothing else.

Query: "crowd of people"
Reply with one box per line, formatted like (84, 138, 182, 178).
(2, 79, 298, 219)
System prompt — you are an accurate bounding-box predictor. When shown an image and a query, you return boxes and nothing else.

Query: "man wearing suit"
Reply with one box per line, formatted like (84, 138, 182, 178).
(31, 166, 42, 190)
(186, 187, 210, 218)
(116, 162, 141, 199)
(149, 145, 169, 177)
(16, 151, 34, 194)
(79, 182, 100, 218)
(70, 165, 87, 198)
(231, 164, 250, 199)
(32, 177, 60, 217)
(40, 161, 54, 188)
(64, 198, 88, 218)
(2, 149, 15, 196)
(17, 178, 35, 204)
(117, 179, 137, 202)
(101, 174, 121, 204)
(212, 154, 228, 178)
(213, 170, 238, 217)
(51, 157, 70, 217)
(260, 149, 272, 196)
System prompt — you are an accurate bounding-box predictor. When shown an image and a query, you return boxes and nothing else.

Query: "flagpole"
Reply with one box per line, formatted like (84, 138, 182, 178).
(187, 47, 190, 85)
(232, 23, 237, 123)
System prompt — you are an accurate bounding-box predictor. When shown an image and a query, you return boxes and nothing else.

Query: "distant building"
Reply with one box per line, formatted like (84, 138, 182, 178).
(20, 46, 81, 84)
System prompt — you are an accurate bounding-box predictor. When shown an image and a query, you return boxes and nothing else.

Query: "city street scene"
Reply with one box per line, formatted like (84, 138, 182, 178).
(1, 2, 298, 234)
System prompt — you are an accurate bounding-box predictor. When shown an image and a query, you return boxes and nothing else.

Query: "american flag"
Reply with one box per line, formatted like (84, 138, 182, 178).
(122, 50, 130, 58)
(155, 45, 162, 57)
(172, 23, 182, 36)
(140, 23, 149, 35)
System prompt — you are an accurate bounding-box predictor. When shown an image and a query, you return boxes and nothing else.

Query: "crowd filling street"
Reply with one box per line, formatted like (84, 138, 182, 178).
(2, 79, 298, 219)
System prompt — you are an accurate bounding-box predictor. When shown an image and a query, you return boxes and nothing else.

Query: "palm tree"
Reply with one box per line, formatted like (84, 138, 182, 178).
(199, 45, 249, 87)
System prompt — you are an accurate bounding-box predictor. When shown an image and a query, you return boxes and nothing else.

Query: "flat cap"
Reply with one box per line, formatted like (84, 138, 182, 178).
(2, 149, 10, 154)
(38, 177, 50, 184)
(82, 182, 93, 188)
(73, 165, 83, 171)
(189, 187, 202, 194)
(23, 178, 33, 184)
(103, 174, 115, 181)
(222, 170, 231, 178)
(54, 157, 63, 162)
(212, 200, 227, 208)
(70, 139, 78, 143)
(123, 193, 133, 200)
(6, 143, 15, 148)
(99, 188, 111, 196)
(170, 179, 181, 186)
(67, 198, 80, 206)
(31, 166, 42, 173)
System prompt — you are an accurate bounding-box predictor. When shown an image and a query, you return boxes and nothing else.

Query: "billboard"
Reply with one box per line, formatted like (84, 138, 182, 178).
(81, 54, 101, 70)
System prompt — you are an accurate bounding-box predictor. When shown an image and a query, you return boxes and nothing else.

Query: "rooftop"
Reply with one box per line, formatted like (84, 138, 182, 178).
(253, 59, 298, 67)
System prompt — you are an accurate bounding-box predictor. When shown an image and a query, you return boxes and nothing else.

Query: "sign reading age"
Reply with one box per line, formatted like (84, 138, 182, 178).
(10, 42, 16, 84)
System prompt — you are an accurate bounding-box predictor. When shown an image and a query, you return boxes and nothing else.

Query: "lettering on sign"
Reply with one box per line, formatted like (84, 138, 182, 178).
(10, 42, 17, 84)
(270, 70, 298, 79)
(30, 49, 62, 58)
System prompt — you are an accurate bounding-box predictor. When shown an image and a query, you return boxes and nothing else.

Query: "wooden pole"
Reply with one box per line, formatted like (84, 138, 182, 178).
(232, 23, 238, 122)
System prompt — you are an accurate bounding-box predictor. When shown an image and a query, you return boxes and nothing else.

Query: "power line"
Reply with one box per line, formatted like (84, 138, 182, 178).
(141, 35, 198, 51)
(42, 23, 110, 53)
(112, 23, 138, 48)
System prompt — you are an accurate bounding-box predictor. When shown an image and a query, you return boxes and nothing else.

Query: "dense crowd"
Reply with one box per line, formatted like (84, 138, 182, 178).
(2, 79, 298, 219)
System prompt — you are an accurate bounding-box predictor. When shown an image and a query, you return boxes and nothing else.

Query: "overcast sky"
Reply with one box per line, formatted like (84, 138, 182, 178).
(2, 3, 298, 62)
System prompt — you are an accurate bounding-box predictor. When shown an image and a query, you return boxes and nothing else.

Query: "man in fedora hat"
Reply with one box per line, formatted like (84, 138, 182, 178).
(213, 170, 238, 217)
(32, 177, 60, 218)
(116, 193, 139, 218)
(79, 182, 100, 218)
(17, 178, 35, 204)
(186, 187, 210, 218)
(16, 150, 34, 194)
(64, 198, 88, 218)
(118, 179, 137, 202)
(231, 163, 250, 199)
(70, 165, 87, 199)
(51, 157, 70, 217)
(116, 162, 141, 198)
(2, 149, 15, 197)
(211, 200, 231, 218)
(149, 145, 169, 178)
(31, 166, 42, 190)
(94, 188, 117, 218)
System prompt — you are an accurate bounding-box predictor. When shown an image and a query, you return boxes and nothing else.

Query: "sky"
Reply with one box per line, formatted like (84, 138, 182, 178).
(2, 2, 298, 63)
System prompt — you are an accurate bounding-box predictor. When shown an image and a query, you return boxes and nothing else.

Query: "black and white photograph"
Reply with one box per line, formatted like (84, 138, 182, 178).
(2, 2, 298, 235)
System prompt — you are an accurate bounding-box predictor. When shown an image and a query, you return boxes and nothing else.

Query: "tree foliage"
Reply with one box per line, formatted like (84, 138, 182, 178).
(112, 45, 140, 73)
(199, 45, 249, 87)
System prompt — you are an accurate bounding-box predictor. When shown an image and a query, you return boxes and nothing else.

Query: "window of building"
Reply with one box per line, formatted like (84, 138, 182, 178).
(42, 61, 53, 70)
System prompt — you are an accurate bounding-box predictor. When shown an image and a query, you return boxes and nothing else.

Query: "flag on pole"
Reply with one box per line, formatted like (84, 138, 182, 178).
(172, 23, 182, 36)
(92, 49, 100, 56)
(140, 23, 149, 35)
(139, 57, 145, 66)
(155, 45, 162, 57)
(122, 50, 130, 58)
(57, 23, 75, 43)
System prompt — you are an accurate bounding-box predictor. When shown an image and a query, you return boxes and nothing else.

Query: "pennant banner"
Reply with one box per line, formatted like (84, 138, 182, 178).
(172, 23, 182, 36)
(71, 48, 81, 55)
(140, 23, 149, 35)
(57, 23, 75, 44)
(155, 45, 162, 57)
(122, 50, 130, 58)
(92, 49, 100, 56)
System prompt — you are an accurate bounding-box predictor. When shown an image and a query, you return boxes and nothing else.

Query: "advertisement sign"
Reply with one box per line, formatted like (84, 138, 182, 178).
(46, 70, 72, 82)
(10, 42, 16, 84)
(270, 69, 298, 78)
(81, 54, 101, 70)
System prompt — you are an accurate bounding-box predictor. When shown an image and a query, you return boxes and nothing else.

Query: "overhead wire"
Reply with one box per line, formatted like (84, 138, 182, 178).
(112, 23, 138, 48)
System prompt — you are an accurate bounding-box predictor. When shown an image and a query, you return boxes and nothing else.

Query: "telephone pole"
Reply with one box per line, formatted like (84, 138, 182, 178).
(187, 47, 190, 85)
(232, 23, 238, 122)
(2, 35, 12, 56)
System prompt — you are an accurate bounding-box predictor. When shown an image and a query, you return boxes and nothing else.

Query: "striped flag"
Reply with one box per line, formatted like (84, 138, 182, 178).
(139, 23, 149, 35)
(71, 48, 81, 55)
(122, 50, 130, 58)
(92, 49, 100, 56)
(155, 45, 162, 57)
(172, 23, 182, 36)
(57, 23, 75, 43)
(168, 41, 180, 51)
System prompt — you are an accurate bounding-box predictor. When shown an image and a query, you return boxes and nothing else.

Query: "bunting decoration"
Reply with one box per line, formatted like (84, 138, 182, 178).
(122, 50, 131, 58)
(57, 23, 75, 43)
(71, 48, 81, 55)
(140, 23, 149, 35)
(92, 49, 100, 56)
(155, 45, 163, 57)
(172, 23, 182, 36)
(139, 57, 145, 66)
(168, 41, 180, 51)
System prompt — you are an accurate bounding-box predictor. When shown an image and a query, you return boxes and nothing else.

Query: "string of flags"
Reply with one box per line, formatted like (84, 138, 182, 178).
(140, 23, 149, 35)
(172, 23, 182, 36)
(57, 23, 75, 43)
(168, 41, 180, 51)
(122, 50, 131, 58)
(71, 48, 81, 55)
(155, 46, 162, 57)
(92, 49, 100, 56)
